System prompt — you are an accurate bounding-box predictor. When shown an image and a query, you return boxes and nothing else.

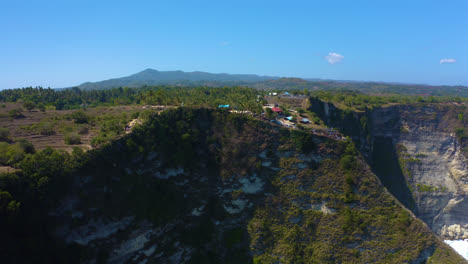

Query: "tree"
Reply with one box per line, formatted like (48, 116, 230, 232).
(0, 143, 26, 165)
(297, 108, 305, 114)
(37, 103, 46, 112)
(266, 108, 275, 120)
(71, 111, 89, 124)
(23, 101, 35, 111)
(291, 130, 315, 153)
(64, 133, 81, 145)
(19, 147, 69, 180)
(39, 122, 55, 135)
(17, 138, 35, 154)
(0, 189, 20, 219)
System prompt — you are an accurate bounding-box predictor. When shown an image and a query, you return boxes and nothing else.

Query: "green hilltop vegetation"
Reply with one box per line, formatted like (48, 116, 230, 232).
(250, 78, 468, 97)
(0, 86, 264, 111)
(1, 85, 467, 111)
(0, 85, 467, 263)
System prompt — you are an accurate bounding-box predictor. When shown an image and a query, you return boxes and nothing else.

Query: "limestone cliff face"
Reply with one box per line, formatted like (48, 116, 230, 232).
(394, 106, 468, 239)
(314, 100, 468, 240)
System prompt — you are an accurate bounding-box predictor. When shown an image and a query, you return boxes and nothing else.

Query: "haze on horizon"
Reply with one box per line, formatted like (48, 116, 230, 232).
(1, 0, 467, 89)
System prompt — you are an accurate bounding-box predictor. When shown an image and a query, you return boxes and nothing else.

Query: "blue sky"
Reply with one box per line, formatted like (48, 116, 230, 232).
(1, 0, 467, 89)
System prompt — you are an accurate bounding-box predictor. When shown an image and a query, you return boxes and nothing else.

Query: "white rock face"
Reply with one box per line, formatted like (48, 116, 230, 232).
(65, 217, 134, 245)
(370, 106, 468, 240)
(109, 228, 153, 263)
(191, 204, 205, 216)
(154, 167, 184, 179)
(224, 199, 248, 214)
(441, 224, 468, 239)
(310, 201, 335, 214)
(239, 176, 264, 194)
(398, 121, 468, 239)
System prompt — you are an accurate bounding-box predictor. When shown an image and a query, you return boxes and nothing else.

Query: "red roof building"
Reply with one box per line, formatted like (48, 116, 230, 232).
(272, 107, 283, 113)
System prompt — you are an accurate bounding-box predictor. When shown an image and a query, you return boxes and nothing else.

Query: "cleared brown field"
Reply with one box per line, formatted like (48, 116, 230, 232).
(0, 103, 143, 152)
(265, 95, 309, 110)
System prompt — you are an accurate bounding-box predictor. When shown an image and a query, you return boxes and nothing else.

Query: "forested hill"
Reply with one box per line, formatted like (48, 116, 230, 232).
(76, 69, 278, 90)
(250, 78, 468, 97)
(73, 69, 468, 97)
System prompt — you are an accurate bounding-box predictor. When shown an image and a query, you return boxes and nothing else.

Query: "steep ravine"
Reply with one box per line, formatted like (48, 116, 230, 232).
(312, 99, 468, 240)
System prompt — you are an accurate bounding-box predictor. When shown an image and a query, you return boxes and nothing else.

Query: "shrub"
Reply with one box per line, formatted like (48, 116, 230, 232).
(291, 130, 315, 153)
(0, 143, 26, 165)
(100, 119, 123, 134)
(131, 111, 140, 119)
(5, 144, 26, 165)
(64, 133, 81, 145)
(19, 147, 70, 180)
(340, 155, 355, 170)
(297, 108, 305, 114)
(16, 139, 35, 154)
(37, 103, 46, 112)
(91, 133, 113, 147)
(0, 142, 10, 164)
(39, 122, 55, 135)
(71, 111, 89, 124)
(265, 108, 275, 120)
(312, 116, 321, 124)
(455, 127, 465, 137)
(23, 101, 35, 111)
(8, 108, 24, 119)
(78, 126, 89, 135)
(396, 211, 412, 231)
(0, 128, 9, 141)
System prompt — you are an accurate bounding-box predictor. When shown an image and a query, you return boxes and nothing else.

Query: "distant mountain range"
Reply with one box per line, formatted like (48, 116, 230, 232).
(73, 68, 468, 97)
(76, 69, 279, 90)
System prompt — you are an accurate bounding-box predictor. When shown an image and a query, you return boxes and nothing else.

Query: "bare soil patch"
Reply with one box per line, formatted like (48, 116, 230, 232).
(0, 103, 143, 152)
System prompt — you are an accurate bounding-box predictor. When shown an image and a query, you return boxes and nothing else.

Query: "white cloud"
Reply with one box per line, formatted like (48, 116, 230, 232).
(440, 58, 456, 64)
(325, 52, 344, 64)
